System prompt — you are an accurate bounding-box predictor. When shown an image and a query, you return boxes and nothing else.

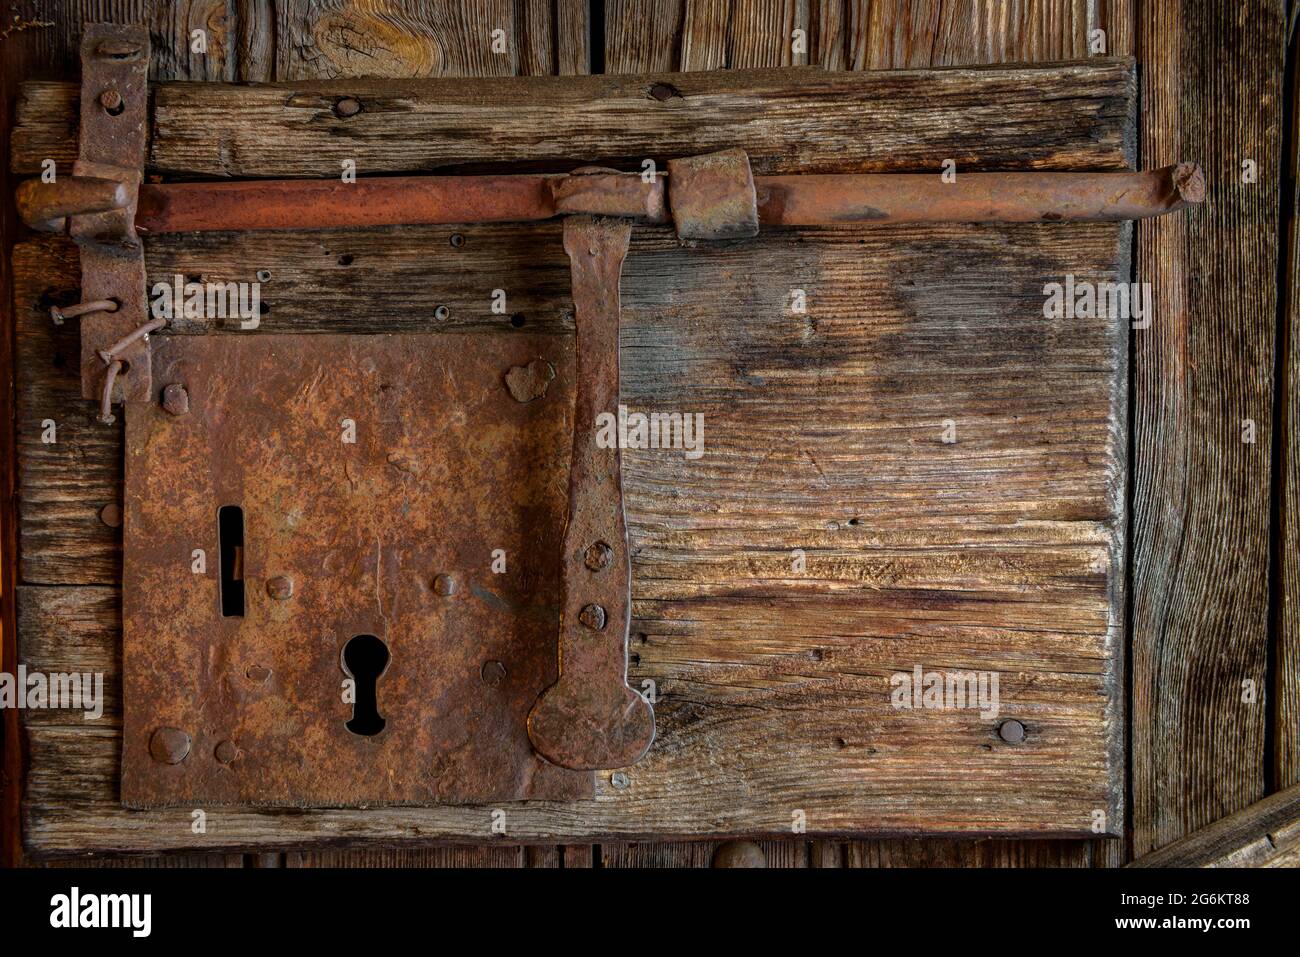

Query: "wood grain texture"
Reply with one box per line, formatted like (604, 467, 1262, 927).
(13, 0, 1273, 870)
(11, 12, 1137, 857)
(556, 0, 591, 75)
(276, 0, 520, 79)
(285, 846, 529, 866)
(9, 61, 1137, 180)
(601, 0, 1140, 870)
(606, 0, 685, 73)
(1278, 6, 1299, 792)
(14, 204, 1132, 852)
(1128, 783, 1300, 868)
(42, 853, 244, 867)
(1129, 0, 1284, 856)
(600, 840, 807, 866)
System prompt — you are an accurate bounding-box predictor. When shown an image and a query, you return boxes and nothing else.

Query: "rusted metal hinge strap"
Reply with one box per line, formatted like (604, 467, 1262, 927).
(529, 216, 655, 770)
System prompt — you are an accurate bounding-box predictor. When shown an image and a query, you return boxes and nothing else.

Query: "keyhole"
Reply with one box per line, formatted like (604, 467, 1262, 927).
(342, 634, 389, 737)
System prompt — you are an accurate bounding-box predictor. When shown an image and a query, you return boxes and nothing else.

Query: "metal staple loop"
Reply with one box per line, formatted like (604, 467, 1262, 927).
(97, 316, 166, 366)
(99, 359, 124, 425)
(96, 316, 166, 424)
(50, 298, 118, 326)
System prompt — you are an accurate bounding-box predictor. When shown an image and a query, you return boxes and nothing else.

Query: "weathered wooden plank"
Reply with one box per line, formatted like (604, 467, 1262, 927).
(13, 54, 1132, 853)
(606, 0, 685, 73)
(601, 840, 807, 867)
(0, 0, 244, 871)
(15, 585, 119, 728)
(1128, 783, 1300, 868)
(556, 0, 591, 75)
(235, 0, 275, 82)
(150, 0, 238, 82)
(275, 0, 522, 79)
(679, 0, 809, 70)
(285, 846, 527, 867)
(1278, 0, 1300, 792)
(11, 61, 1136, 179)
(1130, 0, 1283, 856)
(42, 853, 244, 867)
(12, 238, 121, 585)
(932, 0, 1092, 66)
(846, 839, 1110, 867)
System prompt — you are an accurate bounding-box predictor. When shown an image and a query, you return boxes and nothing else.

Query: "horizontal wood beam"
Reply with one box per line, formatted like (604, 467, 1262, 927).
(11, 61, 1136, 179)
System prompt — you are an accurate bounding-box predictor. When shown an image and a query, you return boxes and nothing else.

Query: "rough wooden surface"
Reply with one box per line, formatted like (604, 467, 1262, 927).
(10, 56, 1133, 851)
(10, 61, 1135, 179)
(595, 0, 1140, 871)
(4, 0, 1293, 869)
(1129, 0, 1284, 857)
(1128, 783, 1300, 868)
(1279, 7, 1299, 793)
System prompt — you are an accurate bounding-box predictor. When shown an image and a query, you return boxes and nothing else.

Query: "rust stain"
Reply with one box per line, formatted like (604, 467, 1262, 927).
(121, 332, 589, 807)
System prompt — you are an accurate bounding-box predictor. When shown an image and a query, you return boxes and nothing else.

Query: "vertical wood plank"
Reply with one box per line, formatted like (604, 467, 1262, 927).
(151, 0, 237, 81)
(285, 847, 527, 867)
(236, 0, 276, 81)
(556, 0, 591, 74)
(606, 0, 683, 72)
(1130, 0, 1284, 855)
(275, 0, 524, 79)
(1275, 4, 1299, 792)
(600, 840, 807, 867)
(679, 0, 731, 70)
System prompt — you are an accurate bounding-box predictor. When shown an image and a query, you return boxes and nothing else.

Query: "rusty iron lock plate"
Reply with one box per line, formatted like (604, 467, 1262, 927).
(120, 332, 593, 807)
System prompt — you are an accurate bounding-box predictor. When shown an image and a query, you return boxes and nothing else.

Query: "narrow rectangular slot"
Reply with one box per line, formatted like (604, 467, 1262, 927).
(218, 505, 245, 618)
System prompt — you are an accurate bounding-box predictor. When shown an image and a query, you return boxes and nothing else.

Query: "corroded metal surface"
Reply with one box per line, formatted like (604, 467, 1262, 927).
(667, 148, 760, 240)
(755, 164, 1206, 224)
(15, 175, 128, 231)
(528, 217, 655, 770)
(126, 162, 1206, 235)
(122, 332, 591, 806)
(72, 24, 153, 405)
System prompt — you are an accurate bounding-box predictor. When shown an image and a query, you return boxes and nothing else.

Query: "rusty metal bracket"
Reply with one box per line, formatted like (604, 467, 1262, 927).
(528, 217, 655, 770)
(667, 148, 760, 240)
(54, 24, 153, 411)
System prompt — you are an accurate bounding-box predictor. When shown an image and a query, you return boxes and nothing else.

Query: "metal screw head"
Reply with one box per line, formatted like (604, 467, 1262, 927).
(584, 541, 613, 572)
(998, 719, 1026, 744)
(99, 89, 124, 113)
(433, 573, 458, 596)
(449, 233, 465, 248)
(610, 770, 630, 790)
(149, 727, 191, 764)
(579, 603, 607, 631)
(161, 383, 189, 415)
(712, 841, 766, 868)
(434, 305, 450, 321)
(481, 660, 507, 687)
(333, 96, 362, 118)
(99, 502, 123, 528)
(266, 576, 294, 600)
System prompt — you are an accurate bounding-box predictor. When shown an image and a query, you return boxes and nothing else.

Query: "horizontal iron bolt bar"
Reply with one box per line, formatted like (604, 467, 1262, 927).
(130, 164, 1204, 235)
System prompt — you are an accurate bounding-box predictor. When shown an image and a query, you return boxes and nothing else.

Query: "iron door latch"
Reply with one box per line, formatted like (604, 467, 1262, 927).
(16, 23, 1205, 804)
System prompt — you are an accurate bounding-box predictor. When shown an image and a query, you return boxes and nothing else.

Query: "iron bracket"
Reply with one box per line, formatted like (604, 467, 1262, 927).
(32, 24, 155, 417)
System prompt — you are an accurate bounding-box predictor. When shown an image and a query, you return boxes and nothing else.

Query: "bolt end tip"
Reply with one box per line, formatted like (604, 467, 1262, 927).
(1172, 162, 1206, 205)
